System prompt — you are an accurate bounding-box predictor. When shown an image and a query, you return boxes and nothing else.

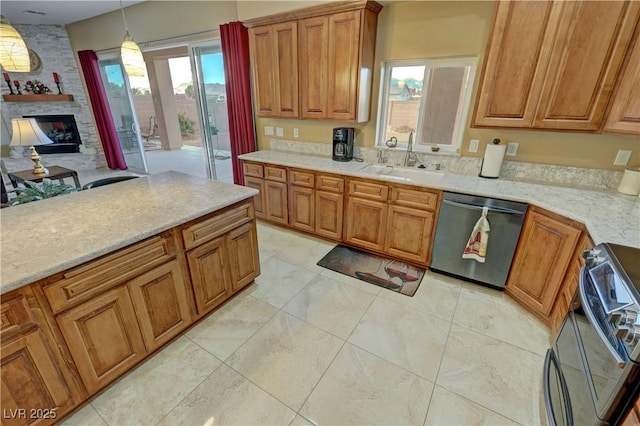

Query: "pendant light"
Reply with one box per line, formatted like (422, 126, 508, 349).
(119, 1, 145, 77)
(0, 15, 30, 72)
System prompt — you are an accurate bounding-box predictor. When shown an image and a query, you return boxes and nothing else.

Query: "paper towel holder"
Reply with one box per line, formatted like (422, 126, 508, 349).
(478, 138, 503, 179)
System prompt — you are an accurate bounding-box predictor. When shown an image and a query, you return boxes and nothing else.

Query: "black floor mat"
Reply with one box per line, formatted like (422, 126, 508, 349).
(317, 245, 425, 296)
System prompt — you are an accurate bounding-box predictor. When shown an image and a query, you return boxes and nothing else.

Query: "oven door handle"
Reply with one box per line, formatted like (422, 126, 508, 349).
(543, 349, 573, 426)
(578, 266, 627, 368)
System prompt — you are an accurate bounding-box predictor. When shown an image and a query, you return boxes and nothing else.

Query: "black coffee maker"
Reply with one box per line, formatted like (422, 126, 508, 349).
(332, 127, 355, 161)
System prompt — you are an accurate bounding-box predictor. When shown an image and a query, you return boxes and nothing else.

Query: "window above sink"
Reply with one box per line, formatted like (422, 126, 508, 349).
(375, 56, 477, 154)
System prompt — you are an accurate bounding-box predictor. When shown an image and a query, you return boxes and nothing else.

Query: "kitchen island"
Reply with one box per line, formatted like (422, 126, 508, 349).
(0, 171, 261, 426)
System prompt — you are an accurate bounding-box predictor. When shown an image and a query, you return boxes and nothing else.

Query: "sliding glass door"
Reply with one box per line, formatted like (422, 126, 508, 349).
(191, 42, 233, 183)
(98, 57, 148, 172)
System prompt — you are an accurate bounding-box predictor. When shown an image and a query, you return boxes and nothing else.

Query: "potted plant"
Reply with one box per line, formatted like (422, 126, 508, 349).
(10, 179, 78, 205)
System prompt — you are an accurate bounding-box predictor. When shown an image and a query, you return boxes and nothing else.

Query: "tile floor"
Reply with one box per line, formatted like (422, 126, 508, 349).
(62, 222, 551, 426)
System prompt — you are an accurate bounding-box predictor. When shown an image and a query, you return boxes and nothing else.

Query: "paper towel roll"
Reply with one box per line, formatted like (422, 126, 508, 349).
(617, 167, 640, 195)
(479, 144, 506, 178)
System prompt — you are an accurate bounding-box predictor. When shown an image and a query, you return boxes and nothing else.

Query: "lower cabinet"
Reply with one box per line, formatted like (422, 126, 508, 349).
(315, 190, 343, 240)
(56, 286, 147, 394)
(227, 222, 261, 293)
(549, 234, 592, 337)
(385, 205, 435, 264)
(265, 181, 289, 224)
(0, 199, 260, 426)
(289, 185, 315, 232)
(187, 236, 233, 315)
(506, 207, 583, 323)
(245, 176, 266, 219)
(1, 289, 77, 426)
(345, 197, 388, 252)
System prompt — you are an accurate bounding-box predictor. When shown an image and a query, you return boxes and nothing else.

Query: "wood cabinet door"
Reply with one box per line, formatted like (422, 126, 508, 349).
(273, 22, 299, 117)
(289, 185, 315, 232)
(248, 22, 298, 118)
(473, 1, 561, 128)
(227, 222, 261, 293)
(249, 25, 278, 117)
(345, 197, 388, 252)
(326, 10, 361, 121)
(605, 28, 640, 135)
(315, 190, 344, 241)
(245, 176, 266, 219)
(384, 205, 435, 265)
(56, 286, 146, 394)
(506, 211, 582, 321)
(1, 291, 76, 426)
(1, 330, 74, 426)
(265, 181, 288, 225)
(127, 261, 192, 352)
(187, 236, 232, 316)
(299, 15, 329, 119)
(535, 1, 640, 130)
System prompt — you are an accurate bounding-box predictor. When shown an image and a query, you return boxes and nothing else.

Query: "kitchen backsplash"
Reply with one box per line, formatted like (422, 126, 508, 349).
(269, 139, 624, 191)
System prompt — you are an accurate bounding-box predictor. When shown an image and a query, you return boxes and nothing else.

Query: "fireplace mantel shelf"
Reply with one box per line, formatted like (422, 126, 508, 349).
(2, 94, 74, 102)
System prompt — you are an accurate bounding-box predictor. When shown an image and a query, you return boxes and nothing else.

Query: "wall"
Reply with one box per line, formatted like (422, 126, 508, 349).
(66, 2, 238, 53)
(0, 25, 99, 162)
(254, 0, 640, 170)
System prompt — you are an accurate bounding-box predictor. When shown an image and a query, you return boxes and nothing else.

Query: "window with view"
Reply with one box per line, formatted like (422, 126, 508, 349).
(376, 57, 476, 152)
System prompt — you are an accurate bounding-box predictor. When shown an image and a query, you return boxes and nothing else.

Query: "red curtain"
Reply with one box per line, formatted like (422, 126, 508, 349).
(78, 50, 127, 170)
(220, 22, 256, 185)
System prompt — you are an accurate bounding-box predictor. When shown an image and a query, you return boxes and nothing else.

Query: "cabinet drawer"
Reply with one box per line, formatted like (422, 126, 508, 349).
(348, 180, 388, 201)
(243, 162, 264, 178)
(390, 187, 439, 211)
(289, 169, 315, 187)
(264, 165, 287, 182)
(182, 201, 254, 251)
(316, 174, 344, 193)
(44, 234, 176, 314)
(1, 295, 35, 338)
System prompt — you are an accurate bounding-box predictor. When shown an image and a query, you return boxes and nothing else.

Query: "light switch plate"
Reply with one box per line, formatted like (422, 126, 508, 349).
(264, 126, 274, 136)
(293, 128, 299, 138)
(614, 150, 632, 166)
(506, 142, 519, 156)
(276, 127, 284, 137)
(469, 139, 479, 153)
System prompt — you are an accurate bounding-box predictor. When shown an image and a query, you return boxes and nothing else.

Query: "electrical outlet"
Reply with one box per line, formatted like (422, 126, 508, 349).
(264, 126, 274, 136)
(614, 150, 632, 166)
(469, 139, 480, 153)
(506, 142, 519, 156)
(276, 127, 284, 137)
(293, 128, 299, 138)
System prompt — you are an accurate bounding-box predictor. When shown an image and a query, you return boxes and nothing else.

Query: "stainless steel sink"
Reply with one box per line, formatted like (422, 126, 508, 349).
(357, 164, 443, 182)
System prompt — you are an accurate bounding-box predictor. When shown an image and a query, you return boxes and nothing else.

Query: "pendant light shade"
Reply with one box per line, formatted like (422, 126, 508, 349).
(121, 31, 145, 77)
(119, 1, 145, 77)
(0, 15, 30, 72)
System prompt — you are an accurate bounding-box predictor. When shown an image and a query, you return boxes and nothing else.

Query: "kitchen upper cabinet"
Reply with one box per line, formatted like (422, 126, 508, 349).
(605, 28, 640, 135)
(506, 207, 583, 324)
(474, 0, 640, 133)
(1, 288, 78, 426)
(248, 22, 298, 118)
(246, 1, 382, 122)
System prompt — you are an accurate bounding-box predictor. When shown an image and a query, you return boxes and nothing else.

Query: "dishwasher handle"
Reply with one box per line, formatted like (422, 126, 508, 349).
(443, 199, 525, 215)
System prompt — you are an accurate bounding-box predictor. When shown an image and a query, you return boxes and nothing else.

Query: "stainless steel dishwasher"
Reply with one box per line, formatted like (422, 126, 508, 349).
(430, 191, 528, 289)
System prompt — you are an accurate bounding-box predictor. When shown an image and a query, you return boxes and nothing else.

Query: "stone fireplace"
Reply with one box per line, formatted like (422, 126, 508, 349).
(25, 114, 82, 154)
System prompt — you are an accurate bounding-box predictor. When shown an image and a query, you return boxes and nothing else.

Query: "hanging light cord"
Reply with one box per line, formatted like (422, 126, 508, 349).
(120, 0, 129, 33)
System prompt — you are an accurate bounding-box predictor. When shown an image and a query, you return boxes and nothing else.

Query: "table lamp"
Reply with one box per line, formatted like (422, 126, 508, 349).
(10, 118, 54, 176)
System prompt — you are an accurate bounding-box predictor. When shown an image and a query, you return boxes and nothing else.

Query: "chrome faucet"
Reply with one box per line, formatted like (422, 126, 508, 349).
(404, 131, 417, 167)
(377, 148, 386, 164)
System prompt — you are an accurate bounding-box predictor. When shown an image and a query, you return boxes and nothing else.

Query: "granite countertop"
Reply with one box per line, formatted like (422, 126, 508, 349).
(239, 151, 640, 249)
(0, 171, 258, 294)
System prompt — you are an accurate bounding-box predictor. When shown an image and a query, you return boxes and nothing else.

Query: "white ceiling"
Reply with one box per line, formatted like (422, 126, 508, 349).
(1, 1, 146, 25)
